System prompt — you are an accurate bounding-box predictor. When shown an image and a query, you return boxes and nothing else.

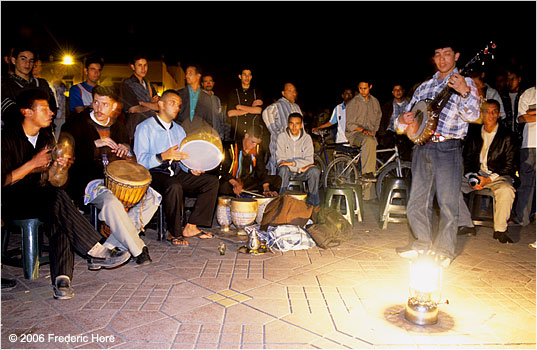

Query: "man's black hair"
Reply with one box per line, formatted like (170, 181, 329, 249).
(288, 112, 303, 122)
(16, 89, 49, 109)
(161, 89, 181, 99)
(130, 53, 148, 65)
(11, 47, 36, 60)
(484, 98, 501, 111)
(245, 121, 265, 140)
(85, 57, 104, 69)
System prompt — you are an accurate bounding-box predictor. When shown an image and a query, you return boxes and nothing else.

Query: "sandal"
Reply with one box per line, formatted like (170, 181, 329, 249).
(184, 230, 213, 240)
(167, 236, 189, 246)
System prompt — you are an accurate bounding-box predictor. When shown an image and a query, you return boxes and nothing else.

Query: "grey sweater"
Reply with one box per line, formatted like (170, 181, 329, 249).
(275, 128, 314, 173)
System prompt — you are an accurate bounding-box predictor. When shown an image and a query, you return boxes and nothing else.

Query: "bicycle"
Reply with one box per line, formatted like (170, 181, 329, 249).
(324, 143, 412, 199)
(311, 129, 334, 189)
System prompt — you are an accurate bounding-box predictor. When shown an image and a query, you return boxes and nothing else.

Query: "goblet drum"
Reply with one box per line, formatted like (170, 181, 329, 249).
(104, 160, 151, 209)
(216, 196, 233, 232)
(283, 190, 307, 202)
(255, 197, 276, 225)
(230, 198, 258, 236)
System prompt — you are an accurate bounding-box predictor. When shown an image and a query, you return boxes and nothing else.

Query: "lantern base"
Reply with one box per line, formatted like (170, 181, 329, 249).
(404, 297, 438, 325)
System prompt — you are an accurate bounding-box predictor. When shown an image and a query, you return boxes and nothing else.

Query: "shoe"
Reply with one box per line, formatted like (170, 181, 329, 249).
(87, 248, 131, 270)
(396, 247, 420, 260)
(1, 278, 16, 290)
(529, 242, 536, 249)
(53, 275, 74, 300)
(457, 226, 477, 236)
(435, 255, 452, 268)
(493, 231, 514, 244)
(134, 246, 152, 266)
(361, 172, 377, 183)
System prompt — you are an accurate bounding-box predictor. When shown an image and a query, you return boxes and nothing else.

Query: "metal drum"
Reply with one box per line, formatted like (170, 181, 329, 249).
(104, 160, 151, 209)
(230, 198, 258, 236)
(179, 130, 224, 171)
(216, 196, 233, 232)
(255, 197, 276, 224)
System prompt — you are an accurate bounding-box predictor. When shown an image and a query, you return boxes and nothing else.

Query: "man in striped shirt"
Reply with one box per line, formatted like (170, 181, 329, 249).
(395, 42, 480, 267)
(262, 83, 302, 175)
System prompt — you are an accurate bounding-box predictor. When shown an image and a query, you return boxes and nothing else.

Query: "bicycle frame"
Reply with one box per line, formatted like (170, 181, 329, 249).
(336, 145, 403, 178)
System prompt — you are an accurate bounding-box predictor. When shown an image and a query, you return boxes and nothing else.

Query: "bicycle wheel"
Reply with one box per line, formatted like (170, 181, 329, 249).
(376, 161, 412, 200)
(314, 154, 327, 189)
(324, 156, 360, 188)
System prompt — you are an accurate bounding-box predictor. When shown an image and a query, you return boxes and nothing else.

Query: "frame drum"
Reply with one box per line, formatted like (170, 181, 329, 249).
(104, 160, 151, 209)
(179, 131, 224, 171)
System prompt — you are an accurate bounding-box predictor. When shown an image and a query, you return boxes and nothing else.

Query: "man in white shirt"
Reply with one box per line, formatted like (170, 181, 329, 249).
(512, 86, 536, 229)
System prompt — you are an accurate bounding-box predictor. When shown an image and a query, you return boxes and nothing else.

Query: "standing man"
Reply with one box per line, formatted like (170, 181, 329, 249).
(63, 85, 159, 266)
(512, 86, 536, 228)
(2, 89, 130, 299)
(395, 42, 481, 267)
(176, 64, 214, 133)
(120, 54, 159, 143)
(263, 82, 302, 175)
(1, 47, 57, 128)
(69, 57, 103, 115)
(201, 74, 226, 140)
(345, 80, 382, 184)
(500, 66, 524, 142)
(378, 84, 413, 160)
(276, 113, 321, 207)
(134, 90, 218, 246)
(227, 68, 264, 142)
(457, 99, 517, 244)
(312, 88, 354, 144)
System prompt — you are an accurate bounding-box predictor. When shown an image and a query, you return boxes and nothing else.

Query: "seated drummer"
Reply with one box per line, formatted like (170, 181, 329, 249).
(63, 85, 159, 266)
(2, 89, 130, 300)
(219, 122, 281, 197)
(134, 90, 218, 246)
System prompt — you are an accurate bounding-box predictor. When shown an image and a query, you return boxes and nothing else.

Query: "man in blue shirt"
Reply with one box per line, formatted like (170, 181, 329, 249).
(395, 42, 481, 267)
(134, 90, 218, 246)
(68, 57, 103, 115)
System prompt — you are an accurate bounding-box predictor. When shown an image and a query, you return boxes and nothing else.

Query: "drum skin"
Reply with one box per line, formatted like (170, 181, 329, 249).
(179, 131, 224, 171)
(408, 100, 439, 146)
(104, 160, 151, 209)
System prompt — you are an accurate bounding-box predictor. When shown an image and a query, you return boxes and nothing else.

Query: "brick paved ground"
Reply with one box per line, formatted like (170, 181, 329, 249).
(1, 200, 535, 349)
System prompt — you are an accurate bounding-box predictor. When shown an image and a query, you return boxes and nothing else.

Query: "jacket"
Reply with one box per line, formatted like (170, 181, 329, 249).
(463, 123, 518, 178)
(275, 128, 314, 173)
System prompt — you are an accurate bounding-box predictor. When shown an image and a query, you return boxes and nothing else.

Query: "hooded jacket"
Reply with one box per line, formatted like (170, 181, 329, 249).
(275, 128, 314, 173)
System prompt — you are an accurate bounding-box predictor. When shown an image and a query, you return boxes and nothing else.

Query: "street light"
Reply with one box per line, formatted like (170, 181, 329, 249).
(62, 55, 74, 65)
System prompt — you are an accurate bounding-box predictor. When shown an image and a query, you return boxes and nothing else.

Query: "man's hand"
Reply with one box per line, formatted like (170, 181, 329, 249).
(252, 99, 263, 107)
(229, 179, 243, 196)
(398, 112, 419, 135)
(448, 73, 470, 96)
(95, 138, 131, 158)
(471, 175, 491, 191)
(262, 183, 278, 197)
(161, 145, 189, 161)
(300, 164, 315, 173)
(151, 94, 160, 103)
(190, 169, 204, 176)
(31, 148, 52, 172)
(279, 161, 294, 168)
(518, 109, 536, 123)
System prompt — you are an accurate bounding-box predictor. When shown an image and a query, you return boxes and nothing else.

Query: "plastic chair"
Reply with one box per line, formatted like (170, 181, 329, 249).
(1, 218, 49, 280)
(379, 177, 408, 229)
(324, 187, 356, 226)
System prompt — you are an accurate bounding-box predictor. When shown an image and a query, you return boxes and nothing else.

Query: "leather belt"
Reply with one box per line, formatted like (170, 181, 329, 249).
(430, 133, 452, 143)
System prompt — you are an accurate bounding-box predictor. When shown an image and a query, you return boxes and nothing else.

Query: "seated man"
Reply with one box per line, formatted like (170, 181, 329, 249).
(458, 99, 518, 243)
(276, 113, 321, 207)
(63, 85, 160, 266)
(219, 122, 280, 197)
(1, 89, 130, 300)
(134, 90, 218, 246)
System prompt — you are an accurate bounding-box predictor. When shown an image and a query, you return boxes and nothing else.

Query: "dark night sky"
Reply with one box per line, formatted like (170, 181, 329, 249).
(2, 1, 536, 114)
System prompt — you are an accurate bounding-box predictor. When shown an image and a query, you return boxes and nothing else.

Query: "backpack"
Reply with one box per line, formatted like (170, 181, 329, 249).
(307, 207, 353, 249)
(259, 195, 317, 231)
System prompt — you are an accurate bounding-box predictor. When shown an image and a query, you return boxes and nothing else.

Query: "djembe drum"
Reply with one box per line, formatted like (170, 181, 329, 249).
(104, 160, 151, 210)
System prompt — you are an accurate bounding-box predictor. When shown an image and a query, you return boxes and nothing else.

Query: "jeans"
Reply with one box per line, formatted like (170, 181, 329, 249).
(278, 165, 321, 206)
(515, 148, 536, 226)
(407, 139, 463, 260)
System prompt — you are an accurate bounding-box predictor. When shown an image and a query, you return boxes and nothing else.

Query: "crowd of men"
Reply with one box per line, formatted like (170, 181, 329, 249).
(1, 43, 535, 296)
